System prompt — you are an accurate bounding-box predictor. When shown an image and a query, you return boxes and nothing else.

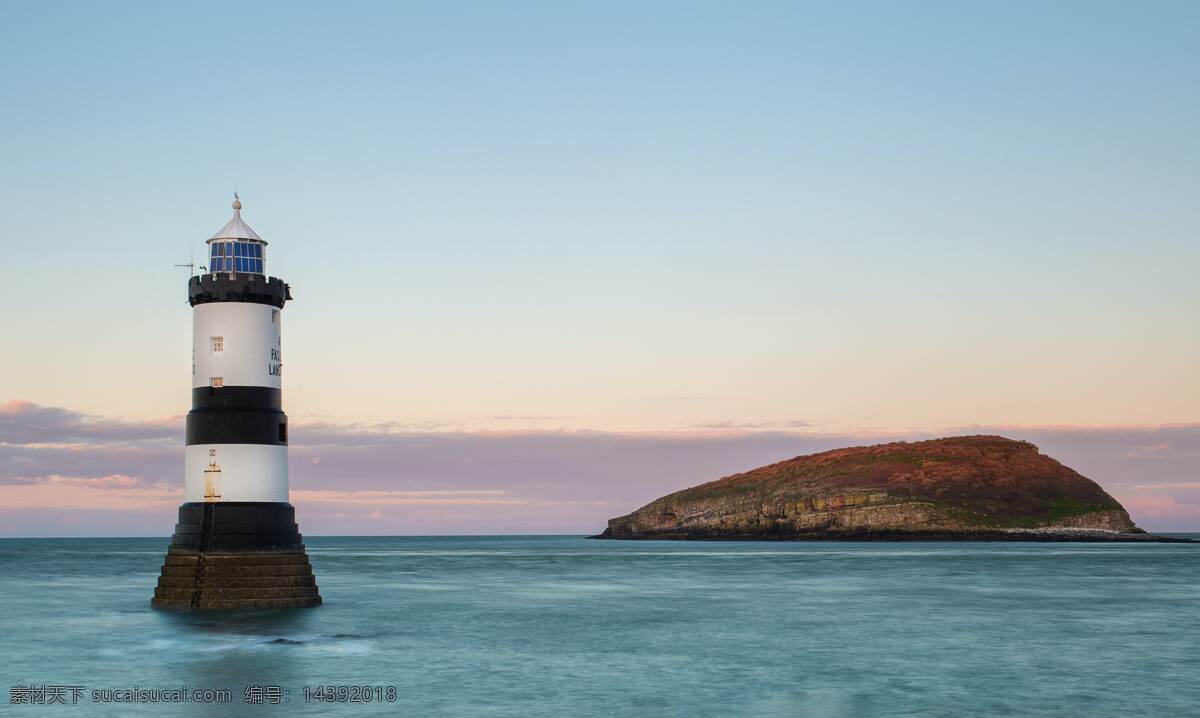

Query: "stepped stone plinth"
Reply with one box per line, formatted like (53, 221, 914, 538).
(151, 502, 321, 610)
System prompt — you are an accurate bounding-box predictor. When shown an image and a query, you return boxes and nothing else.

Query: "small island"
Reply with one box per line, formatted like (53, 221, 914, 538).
(595, 435, 1189, 542)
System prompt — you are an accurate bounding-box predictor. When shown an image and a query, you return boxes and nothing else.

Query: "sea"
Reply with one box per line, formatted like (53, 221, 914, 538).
(2, 535, 1198, 717)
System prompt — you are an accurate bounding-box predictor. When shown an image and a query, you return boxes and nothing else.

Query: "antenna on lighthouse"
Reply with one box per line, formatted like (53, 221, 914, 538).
(173, 245, 204, 275)
(173, 262, 198, 274)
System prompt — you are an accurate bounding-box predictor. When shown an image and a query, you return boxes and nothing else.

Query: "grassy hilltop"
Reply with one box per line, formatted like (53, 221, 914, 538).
(599, 436, 1142, 540)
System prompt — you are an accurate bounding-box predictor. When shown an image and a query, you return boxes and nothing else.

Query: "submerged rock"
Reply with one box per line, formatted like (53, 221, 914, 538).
(596, 435, 1183, 541)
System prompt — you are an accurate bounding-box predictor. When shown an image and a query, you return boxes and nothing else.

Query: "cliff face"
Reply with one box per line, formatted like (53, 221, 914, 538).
(601, 435, 1139, 539)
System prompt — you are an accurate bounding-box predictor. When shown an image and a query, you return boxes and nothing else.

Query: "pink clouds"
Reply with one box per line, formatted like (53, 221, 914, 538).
(1110, 492, 1200, 524)
(689, 420, 813, 430)
(0, 475, 182, 511)
(291, 489, 520, 505)
(2, 400, 1199, 535)
(1123, 442, 1175, 459)
(0, 400, 179, 445)
(60, 474, 145, 490)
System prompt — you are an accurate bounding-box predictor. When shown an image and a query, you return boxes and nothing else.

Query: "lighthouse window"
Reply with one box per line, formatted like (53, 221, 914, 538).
(208, 241, 264, 274)
(210, 242, 228, 272)
(211, 336, 223, 353)
(210, 377, 224, 388)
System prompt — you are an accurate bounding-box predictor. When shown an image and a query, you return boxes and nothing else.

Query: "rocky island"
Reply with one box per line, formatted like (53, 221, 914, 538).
(595, 435, 1187, 542)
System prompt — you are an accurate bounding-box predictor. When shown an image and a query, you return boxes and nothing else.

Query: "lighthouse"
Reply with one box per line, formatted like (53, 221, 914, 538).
(152, 196, 321, 609)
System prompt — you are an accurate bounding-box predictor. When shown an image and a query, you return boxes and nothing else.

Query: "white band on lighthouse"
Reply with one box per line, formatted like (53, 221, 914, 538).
(185, 444, 289, 503)
(192, 302, 282, 389)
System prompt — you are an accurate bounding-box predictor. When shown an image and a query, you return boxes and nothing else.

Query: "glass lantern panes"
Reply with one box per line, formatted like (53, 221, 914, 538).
(209, 240, 265, 275)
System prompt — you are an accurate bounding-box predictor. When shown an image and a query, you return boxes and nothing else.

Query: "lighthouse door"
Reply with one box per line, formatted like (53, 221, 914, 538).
(203, 449, 222, 502)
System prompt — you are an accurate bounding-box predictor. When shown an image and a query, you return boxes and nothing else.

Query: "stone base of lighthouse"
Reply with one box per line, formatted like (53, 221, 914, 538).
(151, 502, 322, 610)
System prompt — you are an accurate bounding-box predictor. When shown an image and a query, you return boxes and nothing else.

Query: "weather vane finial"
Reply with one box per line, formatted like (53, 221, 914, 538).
(232, 191, 242, 211)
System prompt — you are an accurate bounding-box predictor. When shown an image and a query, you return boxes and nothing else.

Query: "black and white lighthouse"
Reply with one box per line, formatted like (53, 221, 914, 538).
(152, 196, 321, 609)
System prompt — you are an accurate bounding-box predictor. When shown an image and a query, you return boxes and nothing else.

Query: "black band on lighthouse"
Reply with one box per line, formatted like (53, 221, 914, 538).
(186, 408, 288, 446)
(192, 386, 282, 411)
(189, 274, 291, 309)
(169, 502, 304, 550)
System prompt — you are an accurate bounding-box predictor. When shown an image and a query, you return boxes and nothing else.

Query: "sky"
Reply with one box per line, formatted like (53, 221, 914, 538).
(1, 1, 1197, 534)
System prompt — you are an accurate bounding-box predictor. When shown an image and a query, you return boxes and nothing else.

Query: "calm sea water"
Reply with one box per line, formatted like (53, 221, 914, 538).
(1, 536, 1198, 717)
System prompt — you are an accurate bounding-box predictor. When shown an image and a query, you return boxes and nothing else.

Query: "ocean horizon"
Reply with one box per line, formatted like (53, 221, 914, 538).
(3, 535, 1199, 716)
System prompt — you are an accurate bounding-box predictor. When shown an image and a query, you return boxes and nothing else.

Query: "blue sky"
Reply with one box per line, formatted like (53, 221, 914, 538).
(1, 2, 1197, 532)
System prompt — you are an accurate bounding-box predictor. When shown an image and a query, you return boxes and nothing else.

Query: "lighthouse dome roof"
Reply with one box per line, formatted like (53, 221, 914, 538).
(209, 194, 264, 243)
